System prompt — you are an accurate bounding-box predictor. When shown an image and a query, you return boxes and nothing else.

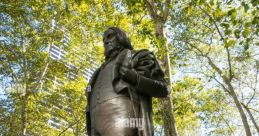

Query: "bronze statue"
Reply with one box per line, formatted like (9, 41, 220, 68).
(85, 27, 169, 136)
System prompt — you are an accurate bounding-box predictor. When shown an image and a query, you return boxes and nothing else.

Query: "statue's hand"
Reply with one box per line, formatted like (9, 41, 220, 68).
(119, 63, 137, 85)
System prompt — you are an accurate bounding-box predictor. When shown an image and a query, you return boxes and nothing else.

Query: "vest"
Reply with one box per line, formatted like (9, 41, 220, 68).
(89, 58, 127, 109)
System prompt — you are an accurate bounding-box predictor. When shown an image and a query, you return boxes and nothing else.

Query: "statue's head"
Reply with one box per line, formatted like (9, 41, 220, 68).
(103, 27, 133, 59)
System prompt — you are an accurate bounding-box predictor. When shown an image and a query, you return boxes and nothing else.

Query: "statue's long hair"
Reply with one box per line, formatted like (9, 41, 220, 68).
(106, 27, 133, 50)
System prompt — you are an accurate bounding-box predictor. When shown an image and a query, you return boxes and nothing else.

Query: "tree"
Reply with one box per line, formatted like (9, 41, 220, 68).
(168, 0, 258, 135)
(124, 0, 179, 135)
(0, 0, 162, 135)
(172, 77, 201, 135)
(1, 0, 257, 135)
(173, 76, 237, 135)
(0, 1, 92, 135)
(0, 1, 66, 135)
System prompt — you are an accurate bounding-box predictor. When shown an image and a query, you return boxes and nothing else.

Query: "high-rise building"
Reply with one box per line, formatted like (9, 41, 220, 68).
(47, 30, 98, 132)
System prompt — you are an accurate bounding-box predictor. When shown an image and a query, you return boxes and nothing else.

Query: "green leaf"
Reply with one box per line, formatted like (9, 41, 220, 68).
(214, 7, 222, 21)
(228, 9, 237, 21)
(220, 22, 230, 29)
(242, 28, 250, 38)
(209, 0, 214, 6)
(234, 29, 241, 38)
(244, 4, 249, 12)
(224, 38, 236, 47)
(225, 28, 232, 35)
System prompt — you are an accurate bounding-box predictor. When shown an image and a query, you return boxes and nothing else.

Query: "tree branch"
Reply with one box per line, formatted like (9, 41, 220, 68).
(57, 119, 81, 136)
(144, 0, 158, 20)
(198, 6, 224, 40)
(32, 42, 53, 91)
(241, 102, 259, 134)
(212, 75, 231, 94)
(163, 0, 171, 21)
(198, 6, 234, 81)
(226, 47, 233, 81)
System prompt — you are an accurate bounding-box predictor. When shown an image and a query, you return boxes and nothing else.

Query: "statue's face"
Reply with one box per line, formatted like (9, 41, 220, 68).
(103, 29, 120, 57)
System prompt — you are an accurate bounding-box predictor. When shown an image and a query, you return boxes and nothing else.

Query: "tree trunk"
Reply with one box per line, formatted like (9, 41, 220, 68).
(159, 97, 178, 136)
(242, 103, 259, 134)
(228, 84, 252, 136)
(155, 20, 178, 136)
(207, 56, 252, 136)
(143, 0, 178, 135)
(21, 95, 27, 136)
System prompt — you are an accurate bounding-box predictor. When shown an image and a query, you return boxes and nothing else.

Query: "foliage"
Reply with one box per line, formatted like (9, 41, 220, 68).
(0, 0, 258, 136)
(168, 0, 259, 135)
(172, 77, 237, 135)
(0, 0, 94, 135)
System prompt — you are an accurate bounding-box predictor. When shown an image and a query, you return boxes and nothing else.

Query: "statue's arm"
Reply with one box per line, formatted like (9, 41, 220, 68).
(120, 49, 169, 97)
(122, 70, 169, 98)
(136, 74, 169, 98)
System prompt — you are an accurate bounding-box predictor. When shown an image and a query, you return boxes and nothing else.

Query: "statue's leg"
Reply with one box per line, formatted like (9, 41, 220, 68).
(94, 96, 140, 136)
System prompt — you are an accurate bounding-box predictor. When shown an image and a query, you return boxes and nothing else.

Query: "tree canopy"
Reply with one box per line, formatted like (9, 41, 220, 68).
(0, 0, 258, 136)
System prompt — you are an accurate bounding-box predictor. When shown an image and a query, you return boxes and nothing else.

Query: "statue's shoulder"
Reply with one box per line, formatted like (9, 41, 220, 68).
(132, 49, 154, 58)
(132, 49, 151, 53)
